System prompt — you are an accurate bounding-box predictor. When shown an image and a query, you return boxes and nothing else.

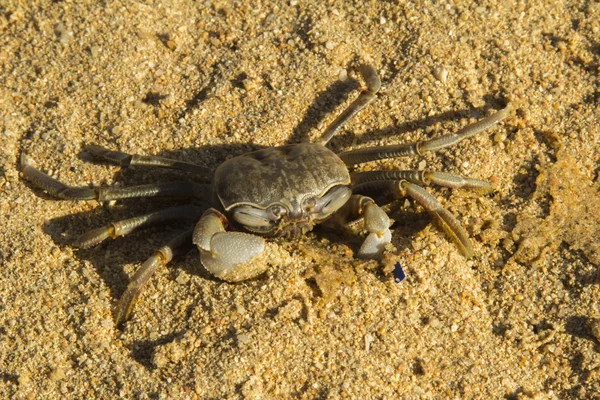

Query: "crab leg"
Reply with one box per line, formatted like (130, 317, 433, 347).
(193, 208, 274, 282)
(85, 145, 212, 178)
(75, 205, 204, 248)
(352, 170, 494, 194)
(327, 194, 392, 259)
(21, 154, 209, 201)
(355, 180, 474, 257)
(114, 228, 194, 326)
(338, 105, 511, 165)
(319, 64, 381, 145)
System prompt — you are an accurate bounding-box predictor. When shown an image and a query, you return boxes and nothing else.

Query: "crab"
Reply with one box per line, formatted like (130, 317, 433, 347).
(21, 65, 510, 325)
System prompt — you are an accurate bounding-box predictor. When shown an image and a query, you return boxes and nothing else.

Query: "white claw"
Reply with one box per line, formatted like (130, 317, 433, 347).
(199, 232, 267, 282)
(358, 228, 392, 260)
(194, 209, 270, 282)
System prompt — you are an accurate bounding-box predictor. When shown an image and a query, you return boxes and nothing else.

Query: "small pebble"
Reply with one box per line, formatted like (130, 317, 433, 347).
(200, 325, 212, 335)
(166, 39, 177, 51)
(237, 333, 251, 345)
(175, 272, 189, 285)
(494, 132, 507, 143)
(18, 372, 30, 386)
(49, 367, 66, 381)
(364, 333, 374, 351)
(90, 46, 100, 58)
(432, 65, 448, 84)
(54, 23, 73, 45)
(543, 344, 556, 354)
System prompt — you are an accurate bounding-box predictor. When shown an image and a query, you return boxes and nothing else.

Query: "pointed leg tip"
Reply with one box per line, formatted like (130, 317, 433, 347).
(20, 153, 29, 167)
(113, 312, 128, 329)
(460, 244, 475, 259)
(113, 297, 135, 328)
(358, 64, 381, 93)
(432, 209, 475, 259)
(74, 226, 112, 249)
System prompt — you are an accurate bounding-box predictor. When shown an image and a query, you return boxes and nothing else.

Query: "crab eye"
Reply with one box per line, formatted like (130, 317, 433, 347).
(268, 205, 286, 218)
(232, 206, 273, 228)
(303, 197, 317, 211)
(314, 186, 352, 216)
(232, 204, 287, 229)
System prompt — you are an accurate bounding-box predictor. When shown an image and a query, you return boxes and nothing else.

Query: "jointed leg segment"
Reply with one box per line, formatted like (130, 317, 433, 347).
(114, 228, 194, 326)
(21, 154, 209, 202)
(85, 145, 212, 177)
(338, 105, 511, 165)
(396, 180, 474, 257)
(75, 205, 204, 248)
(319, 65, 382, 146)
(352, 170, 494, 194)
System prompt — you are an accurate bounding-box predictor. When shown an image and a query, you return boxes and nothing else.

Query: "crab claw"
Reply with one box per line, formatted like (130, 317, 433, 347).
(358, 228, 392, 259)
(358, 201, 392, 259)
(193, 208, 269, 282)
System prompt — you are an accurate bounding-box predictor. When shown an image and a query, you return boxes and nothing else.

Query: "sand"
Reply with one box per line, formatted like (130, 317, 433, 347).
(1, 0, 599, 398)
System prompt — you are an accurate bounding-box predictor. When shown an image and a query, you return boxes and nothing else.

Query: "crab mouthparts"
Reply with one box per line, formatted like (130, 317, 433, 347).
(276, 220, 316, 238)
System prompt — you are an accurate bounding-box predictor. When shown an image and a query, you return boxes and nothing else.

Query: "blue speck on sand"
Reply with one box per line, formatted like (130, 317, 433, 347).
(393, 262, 406, 283)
